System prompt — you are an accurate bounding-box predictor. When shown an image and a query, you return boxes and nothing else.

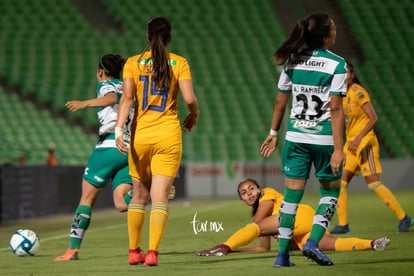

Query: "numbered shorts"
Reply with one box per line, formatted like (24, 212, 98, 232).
(128, 134, 182, 183)
(343, 136, 382, 177)
(282, 140, 342, 182)
(83, 147, 132, 190)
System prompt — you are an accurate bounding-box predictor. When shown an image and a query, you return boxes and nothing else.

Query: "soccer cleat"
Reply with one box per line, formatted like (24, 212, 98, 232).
(54, 249, 79, 261)
(273, 252, 295, 268)
(168, 185, 176, 200)
(144, 250, 158, 266)
(330, 224, 351, 234)
(196, 244, 230, 256)
(398, 215, 413, 232)
(128, 248, 146, 265)
(372, 236, 391, 251)
(302, 239, 334, 266)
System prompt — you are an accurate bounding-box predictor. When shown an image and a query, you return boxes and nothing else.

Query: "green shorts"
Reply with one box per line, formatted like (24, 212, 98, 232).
(282, 140, 342, 183)
(83, 147, 132, 190)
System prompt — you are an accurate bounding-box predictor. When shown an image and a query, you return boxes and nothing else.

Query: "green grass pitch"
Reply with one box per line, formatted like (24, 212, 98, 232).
(1, 190, 414, 275)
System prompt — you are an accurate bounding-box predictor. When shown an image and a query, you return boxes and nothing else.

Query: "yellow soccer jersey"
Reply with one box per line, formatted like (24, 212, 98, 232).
(343, 83, 376, 142)
(259, 187, 284, 215)
(123, 51, 192, 142)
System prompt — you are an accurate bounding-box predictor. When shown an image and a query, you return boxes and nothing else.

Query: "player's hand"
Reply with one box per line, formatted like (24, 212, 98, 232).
(347, 139, 360, 153)
(115, 126, 129, 154)
(115, 135, 129, 154)
(330, 149, 344, 175)
(65, 101, 87, 112)
(183, 113, 198, 132)
(260, 135, 278, 158)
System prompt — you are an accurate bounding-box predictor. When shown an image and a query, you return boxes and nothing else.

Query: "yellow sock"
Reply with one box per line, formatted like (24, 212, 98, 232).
(149, 203, 169, 251)
(128, 204, 146, 250)
(337, 180, 349, 226)
(223, 223, 260, 250)
(334, 237, 372, 251)
(368, 181, 406, 220)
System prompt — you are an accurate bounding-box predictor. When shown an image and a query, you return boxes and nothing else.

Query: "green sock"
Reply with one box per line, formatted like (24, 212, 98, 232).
(278, 187, 304, 253)
(309, 187, 340, 242)
(69, 205, 92, 249)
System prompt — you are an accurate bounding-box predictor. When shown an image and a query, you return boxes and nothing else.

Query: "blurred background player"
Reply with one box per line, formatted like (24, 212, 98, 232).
(197, 179, 390, 256)
(260, 14, 346, 267)
(55, 54, 134, 261)
(46, 143, 58, 166)
(115, 17, 199, 267)
(330, 61, 413, 234)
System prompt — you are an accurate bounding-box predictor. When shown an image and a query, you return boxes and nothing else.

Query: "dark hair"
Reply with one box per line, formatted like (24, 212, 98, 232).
(147, 16, 172, 89)
(99, 54, 126, 79)
(346, 60, 361, 85)
(273, 13, 332, 65)
(237, 178, 262, 216)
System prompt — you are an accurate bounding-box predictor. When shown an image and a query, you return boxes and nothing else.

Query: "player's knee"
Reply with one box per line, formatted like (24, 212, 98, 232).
(114, 201, 128, 212)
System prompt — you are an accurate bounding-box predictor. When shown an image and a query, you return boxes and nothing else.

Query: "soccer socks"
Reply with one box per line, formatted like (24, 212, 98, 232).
(368, 181, 406, 220)
(309, 187, 340, 243)
(128, 203, 146, 250)
(224, 223, 260, 250)
(278, 187, 304, 253)
(149, 203, 169, 251)
(334, 237, 372, 251)
(336, 180, 349, 226)
(69, 205, 91, 249)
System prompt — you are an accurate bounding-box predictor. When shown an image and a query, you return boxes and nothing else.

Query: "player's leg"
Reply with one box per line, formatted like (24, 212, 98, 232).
(330, 170, 353, 234)
(55, 148, 110, 261)
(302, 144, 341, 266)
(112, 165, 133, 212)
(331, 146, 359, 233)
(361, 141, 412, 232)
(127, 145, 150, 265)
(128, 178, 149, 265)
(275, 141, 309, 267)
(54, 180, 101, 261)
(224, 215, 278, 251)
(319, 232, 390, 251)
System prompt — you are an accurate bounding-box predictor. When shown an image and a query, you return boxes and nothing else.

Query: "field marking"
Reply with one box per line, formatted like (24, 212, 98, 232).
(0, 200, 230, 252)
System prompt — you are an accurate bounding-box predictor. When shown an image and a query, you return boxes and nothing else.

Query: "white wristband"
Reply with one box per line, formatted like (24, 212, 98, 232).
(269, 129, 278, 136)
(115, 126, 124, 139)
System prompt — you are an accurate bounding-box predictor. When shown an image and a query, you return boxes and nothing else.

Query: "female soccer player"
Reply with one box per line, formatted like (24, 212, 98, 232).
(330, 61, 413, 234)
(197, 179, 390, 256)
(115, 17, 199, 266)
(55, 54, 134, 261)
(260, 14, 346, 267)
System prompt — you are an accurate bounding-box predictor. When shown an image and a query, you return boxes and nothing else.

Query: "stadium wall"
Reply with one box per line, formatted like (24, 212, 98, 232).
(0, 160, 412, 223)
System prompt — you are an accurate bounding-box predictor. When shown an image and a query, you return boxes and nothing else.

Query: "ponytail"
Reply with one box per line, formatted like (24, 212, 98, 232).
(273, 13, 332, 65)
(273, 20, 306, 65)
(147, 17, 172, 89)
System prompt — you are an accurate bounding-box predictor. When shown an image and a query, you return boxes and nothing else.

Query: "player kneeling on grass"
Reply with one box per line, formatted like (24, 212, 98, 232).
(197, 179, 390, 258)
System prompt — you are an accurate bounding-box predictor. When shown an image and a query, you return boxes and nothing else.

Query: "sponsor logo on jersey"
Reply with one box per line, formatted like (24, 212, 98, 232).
(292, 119, 322, 134)
(291, 57, 327, 69)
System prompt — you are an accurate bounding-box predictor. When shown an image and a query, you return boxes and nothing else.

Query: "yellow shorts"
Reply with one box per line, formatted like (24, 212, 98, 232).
(343, 136, 382, 177)
(128, 134, 182, 183)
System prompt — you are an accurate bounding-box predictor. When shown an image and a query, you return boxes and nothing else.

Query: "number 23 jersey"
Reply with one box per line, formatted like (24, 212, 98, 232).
(277, 48, 347, 145)
(123, 51, 192, 143)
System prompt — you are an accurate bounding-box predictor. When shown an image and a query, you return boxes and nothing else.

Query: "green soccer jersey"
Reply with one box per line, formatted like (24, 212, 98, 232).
(277, 48, 347, 145)
(95, 79, 133, 148)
